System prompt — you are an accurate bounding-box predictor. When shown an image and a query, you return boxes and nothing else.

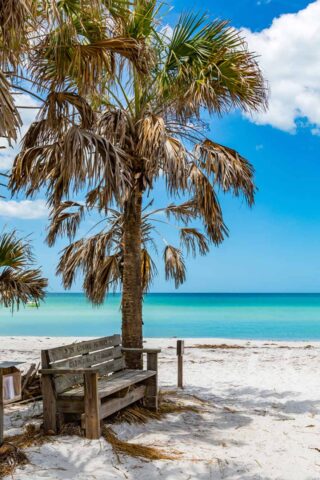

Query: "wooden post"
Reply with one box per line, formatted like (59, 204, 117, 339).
(0, 372, 3, 445)
(145, 352, 158, 409)
(41, 351, 58, 434)
(84, 371, 100, 439)
(177, 340, 184, 389)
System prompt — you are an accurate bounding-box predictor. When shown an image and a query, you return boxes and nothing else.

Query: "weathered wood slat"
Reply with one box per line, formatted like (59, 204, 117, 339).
(47, 335, 121, 362)
(100, 385, 145, 420)
(54, 357, 126, 394)
(52, 346, 122, 370)
(60, 369, 156, 399)
(57, 398, 84, 413)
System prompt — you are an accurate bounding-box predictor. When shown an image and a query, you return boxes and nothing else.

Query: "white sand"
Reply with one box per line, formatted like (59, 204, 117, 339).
(1, 336, 320, 479)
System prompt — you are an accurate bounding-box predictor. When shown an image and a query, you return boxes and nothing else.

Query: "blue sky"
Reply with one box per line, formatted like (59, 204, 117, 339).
(1, 0, 320, 293)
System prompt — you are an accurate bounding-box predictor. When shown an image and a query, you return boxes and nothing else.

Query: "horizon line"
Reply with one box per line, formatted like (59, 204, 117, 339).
(44, 291, 320, 295)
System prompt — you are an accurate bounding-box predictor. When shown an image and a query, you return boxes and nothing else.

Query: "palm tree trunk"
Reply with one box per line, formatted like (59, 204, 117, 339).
(122, 187, 143, 369)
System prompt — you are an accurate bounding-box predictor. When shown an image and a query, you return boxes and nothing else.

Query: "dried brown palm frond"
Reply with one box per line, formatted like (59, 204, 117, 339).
(46, 201, 85, 246)
(164, 245, 186, 288)
(137, 114, 166, 159)
(102, 426, 179, 460)
(162, 201, 198, 225)
(162, 136, 188, 193)
(86, 253, 122, 303)
(195, 138, 255, 204)
(98, 108, 134, 149)
(136, 115, 188, 190)
(0, 443, 28, 478)
(0, 0, 35, 67)
(57, 229, 123, 303)
(180, 228, 209, 257)
(141, 248, 156, 292)
(188, 163, 228, 244)
(111, 393, 203, 425)
(32, 32, 151, 93)
(10, 125, 131, 207)
(40, 91, 96, 130)
(0, 70, 21, 143)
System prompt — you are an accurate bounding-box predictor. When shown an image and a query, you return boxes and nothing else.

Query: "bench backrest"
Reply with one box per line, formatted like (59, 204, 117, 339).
(41, 334, 125, 394)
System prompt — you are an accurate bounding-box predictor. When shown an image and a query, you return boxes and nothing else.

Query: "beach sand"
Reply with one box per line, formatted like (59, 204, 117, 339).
(1, 336, 320, 479)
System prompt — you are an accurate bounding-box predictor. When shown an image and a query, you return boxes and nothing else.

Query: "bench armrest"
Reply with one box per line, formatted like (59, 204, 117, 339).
(121, 348, 161, 354)
(40, 368, 99, 375)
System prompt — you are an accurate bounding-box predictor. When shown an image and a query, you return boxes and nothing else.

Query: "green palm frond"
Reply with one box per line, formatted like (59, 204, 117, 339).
(0, 268, 47, 309)
(158, 12, 267, 118)
(0, 231, 47, 310)
(0, 231, 32, 269)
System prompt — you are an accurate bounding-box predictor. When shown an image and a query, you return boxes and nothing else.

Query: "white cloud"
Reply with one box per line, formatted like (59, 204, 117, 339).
(0, 200, 48, 219)
(257, 0, 271, 5)
(0, 93, 40, 171)
(243, 1, 320, 134)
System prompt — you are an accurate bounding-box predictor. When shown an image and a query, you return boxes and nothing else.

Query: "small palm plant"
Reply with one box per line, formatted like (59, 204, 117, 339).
(9, 1, 267, 366)
(0, 1, 47, 310)
(0, 231, 47, 310)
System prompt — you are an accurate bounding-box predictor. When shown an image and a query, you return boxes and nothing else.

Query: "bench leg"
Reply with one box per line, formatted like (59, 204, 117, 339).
(144, 352, 158, 410)
(84, 372, 100, 439)
(42, 374, 58, 434)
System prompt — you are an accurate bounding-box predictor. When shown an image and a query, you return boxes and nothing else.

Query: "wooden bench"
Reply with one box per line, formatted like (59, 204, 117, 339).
(40, 334, 160, 439)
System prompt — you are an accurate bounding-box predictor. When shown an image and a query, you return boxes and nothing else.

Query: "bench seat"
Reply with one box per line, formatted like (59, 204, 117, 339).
(59, 369, 156, 399)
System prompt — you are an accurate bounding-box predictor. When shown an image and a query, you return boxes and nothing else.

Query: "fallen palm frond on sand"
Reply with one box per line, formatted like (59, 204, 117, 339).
(102, 426, 179, 461)
(0, 391, 203, 473)
(100, 391, 202, 460)
(110, 391, 203, 424)
(0, 443, 28, 478)
(0, 424, 49, 478)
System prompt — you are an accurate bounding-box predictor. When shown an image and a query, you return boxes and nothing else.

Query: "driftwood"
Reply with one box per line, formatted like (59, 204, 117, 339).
(21, 364, 41, 401)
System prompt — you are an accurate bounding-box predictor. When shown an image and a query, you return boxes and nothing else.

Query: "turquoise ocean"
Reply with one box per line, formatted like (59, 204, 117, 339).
(1, 293, 320, 340)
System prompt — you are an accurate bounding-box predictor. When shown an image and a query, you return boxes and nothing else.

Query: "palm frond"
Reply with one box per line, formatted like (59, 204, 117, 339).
(47, 201, 85, 246)
(141, 248, 156, 292)
(10, 125, 131, 207)
(0, 0, 35, 67)
(180, 228, 209, 256)
(158, 13, 267, 118)
(0, 70, 21, 143)
(57, 231, 122, 299)
(84, 253, 122, 303)
(0, 231, 32, 269)
(163, 245, 186, 288)
(188, 163, 228, 244)
(0, 268, 47, 310)
(195, 139, 255, 204)
(0, 231, 47, 310)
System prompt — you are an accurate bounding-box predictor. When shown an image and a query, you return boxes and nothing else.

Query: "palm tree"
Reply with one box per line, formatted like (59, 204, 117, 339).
(0, 231, 47, 310)
(9, 1, 267, 367)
